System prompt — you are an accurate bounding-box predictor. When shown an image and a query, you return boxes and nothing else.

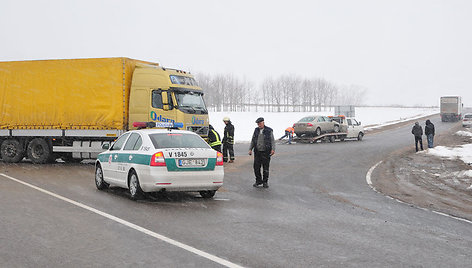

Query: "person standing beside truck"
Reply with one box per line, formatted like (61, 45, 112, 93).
(208, 124, 222, 152)
(425, 119, 435, 148)
(222, 117, 235, 162)
(249, 117, 275, 188)
(411, 122, 424, 152)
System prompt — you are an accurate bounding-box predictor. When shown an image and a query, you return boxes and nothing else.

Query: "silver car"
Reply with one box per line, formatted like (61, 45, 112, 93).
(462, 113, 472, 127)
(293, 116, 340, 137)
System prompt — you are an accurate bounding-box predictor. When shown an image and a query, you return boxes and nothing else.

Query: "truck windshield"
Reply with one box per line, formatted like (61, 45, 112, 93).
(174, 91, 208, 114)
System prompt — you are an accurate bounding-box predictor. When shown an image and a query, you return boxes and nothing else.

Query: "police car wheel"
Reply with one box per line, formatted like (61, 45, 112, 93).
(95, 164, 109, 190)
(129, 171, 144, 200)
(200, 190, 216, 199)
(315, 128, 321, 136)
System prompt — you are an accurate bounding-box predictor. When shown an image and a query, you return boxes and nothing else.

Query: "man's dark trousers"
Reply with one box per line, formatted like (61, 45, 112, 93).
(223, 143, 234, 162)
(254, 150, 271, 184)
(415, 136, 423, 152)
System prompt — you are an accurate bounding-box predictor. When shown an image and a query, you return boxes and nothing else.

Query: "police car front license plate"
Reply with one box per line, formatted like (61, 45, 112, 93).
(178, 159, 205, 167)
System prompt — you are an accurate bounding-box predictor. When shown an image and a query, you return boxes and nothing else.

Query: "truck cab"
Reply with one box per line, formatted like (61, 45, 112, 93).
(330, 115, 365, 141)
(128, 65, 209, 138)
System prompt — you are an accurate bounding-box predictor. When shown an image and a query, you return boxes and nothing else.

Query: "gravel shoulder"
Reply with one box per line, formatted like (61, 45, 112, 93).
(372, 122, 472, 221)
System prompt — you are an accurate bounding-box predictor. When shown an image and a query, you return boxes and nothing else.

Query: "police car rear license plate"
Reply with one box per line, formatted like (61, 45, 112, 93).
(178, 159, 205, 167)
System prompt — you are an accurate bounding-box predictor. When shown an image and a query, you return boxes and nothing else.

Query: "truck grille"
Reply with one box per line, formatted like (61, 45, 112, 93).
(187, 126, 209, 136)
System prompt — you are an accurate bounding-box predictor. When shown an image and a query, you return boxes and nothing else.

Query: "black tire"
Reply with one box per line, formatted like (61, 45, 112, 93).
(315, 127, 321, 136)
(329, 135, 335, 143)
(27, 138, 53, 164)
(339, 136, 345, 142)
(200, 190, 216, 199)
(357, 132, 364, 141)
(128, 170, 144, 200)
(61, 153, 83, 163)
(95, 163, 109, 190)
(1, 139, 24, 163)
(334, 125, 340, 133)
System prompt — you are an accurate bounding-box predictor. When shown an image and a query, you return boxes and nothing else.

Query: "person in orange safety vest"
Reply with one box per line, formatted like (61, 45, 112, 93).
(279, 126, 294, 144)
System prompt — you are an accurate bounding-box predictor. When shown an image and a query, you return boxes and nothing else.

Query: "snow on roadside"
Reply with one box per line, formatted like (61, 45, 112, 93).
(209, 107, 438, 142)
(456, 130, 472, 137)
(421, 145, 472, 166)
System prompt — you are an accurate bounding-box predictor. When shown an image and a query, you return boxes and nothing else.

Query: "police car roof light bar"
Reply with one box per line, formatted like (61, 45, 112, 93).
(133, 122, 184, 130)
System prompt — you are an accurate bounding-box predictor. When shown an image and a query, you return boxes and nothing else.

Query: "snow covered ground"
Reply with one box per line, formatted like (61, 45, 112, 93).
(209, 107, 438, 142)
(422, 145, 472, 166)
(419, 129, 472, 178)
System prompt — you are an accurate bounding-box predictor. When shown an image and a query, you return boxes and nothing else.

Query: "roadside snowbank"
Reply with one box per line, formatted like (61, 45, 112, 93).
(209, 107, 438, 142)
(422, 145, 472, 166)
(456, 130, 472, 137)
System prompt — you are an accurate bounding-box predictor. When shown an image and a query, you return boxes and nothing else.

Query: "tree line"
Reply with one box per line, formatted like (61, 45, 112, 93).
(196, 73, 367, 112)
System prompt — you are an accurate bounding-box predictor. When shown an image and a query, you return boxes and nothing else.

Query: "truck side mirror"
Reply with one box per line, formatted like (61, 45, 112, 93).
(162, 91, 169, 111)
(102, 143, 110, 150)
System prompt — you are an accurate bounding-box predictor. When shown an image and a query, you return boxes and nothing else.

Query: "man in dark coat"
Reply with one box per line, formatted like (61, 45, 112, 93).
(208, 124, 222, 152)
(249, 117, 275, 188)
(424, 119, 435, 148)
(411, 122, 424, 152)
(222, 117, 235, 162)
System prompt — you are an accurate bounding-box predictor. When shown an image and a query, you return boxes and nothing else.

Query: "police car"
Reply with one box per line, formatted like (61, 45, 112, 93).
(94, 122, 224, 200)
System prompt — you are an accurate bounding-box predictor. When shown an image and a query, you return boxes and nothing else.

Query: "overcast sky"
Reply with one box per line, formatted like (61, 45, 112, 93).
(1, 0, 471, 106)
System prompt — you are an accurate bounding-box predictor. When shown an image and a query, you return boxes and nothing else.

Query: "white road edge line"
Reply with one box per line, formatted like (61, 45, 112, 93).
(0, 173, 244, 268)
(365, 161, 472, 225)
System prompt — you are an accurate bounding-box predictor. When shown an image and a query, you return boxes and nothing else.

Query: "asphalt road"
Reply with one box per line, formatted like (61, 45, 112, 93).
(1, 116, 471, 267)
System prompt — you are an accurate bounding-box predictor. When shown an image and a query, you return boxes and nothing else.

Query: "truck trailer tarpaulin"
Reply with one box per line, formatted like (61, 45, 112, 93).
(0, 57, 154, 130)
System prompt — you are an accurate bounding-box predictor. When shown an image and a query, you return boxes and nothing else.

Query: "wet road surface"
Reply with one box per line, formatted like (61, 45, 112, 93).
(1, 116, 471, 267)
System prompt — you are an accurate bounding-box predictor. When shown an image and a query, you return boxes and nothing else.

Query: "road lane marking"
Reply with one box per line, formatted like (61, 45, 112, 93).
(365, 160, 382, 189)
(365, 162, 472, 225)
(0, 173, 244, 268)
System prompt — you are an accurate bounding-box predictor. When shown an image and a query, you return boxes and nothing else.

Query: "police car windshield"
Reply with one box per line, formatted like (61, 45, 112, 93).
(149, 133, 210, 149)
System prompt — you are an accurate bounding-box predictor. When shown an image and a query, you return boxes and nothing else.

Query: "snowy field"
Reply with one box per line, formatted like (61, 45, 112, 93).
(209, 107, 439, 142)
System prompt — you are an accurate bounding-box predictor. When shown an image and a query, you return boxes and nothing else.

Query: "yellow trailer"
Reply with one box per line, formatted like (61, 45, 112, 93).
(0, 58, 209, 163)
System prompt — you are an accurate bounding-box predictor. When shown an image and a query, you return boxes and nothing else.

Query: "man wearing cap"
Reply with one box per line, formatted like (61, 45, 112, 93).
(249, 117, 275, 188)
(222, 117, 235, 162)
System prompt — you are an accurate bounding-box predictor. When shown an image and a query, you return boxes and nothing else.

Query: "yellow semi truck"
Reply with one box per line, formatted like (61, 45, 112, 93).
(0, 58, 209, 163)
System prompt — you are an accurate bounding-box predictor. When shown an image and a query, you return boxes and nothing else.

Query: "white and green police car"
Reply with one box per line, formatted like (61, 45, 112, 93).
(95, 123, 224, 200)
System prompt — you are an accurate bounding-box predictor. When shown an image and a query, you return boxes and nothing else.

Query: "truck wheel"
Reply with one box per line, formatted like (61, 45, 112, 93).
(329, 135, 335, 143)
(357, 132, 364, 141)
(128, 170, 144, 200)
(200, 190, 216, 199)
(95, 163, 109, 190)
(1, 139, 24, 163)
(61, 153, 82, 163)
(27, 138, 53, 164)
(315, 128, 321, 136)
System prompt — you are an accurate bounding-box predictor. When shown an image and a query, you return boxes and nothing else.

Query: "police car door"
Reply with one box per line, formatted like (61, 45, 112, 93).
(106, 132, 130, 187)
(119, 133, 143, 184)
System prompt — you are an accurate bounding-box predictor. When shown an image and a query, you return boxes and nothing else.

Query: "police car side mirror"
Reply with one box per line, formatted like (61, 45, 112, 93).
(358, 122, 361, 125)
(102, 143, 110, 150)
